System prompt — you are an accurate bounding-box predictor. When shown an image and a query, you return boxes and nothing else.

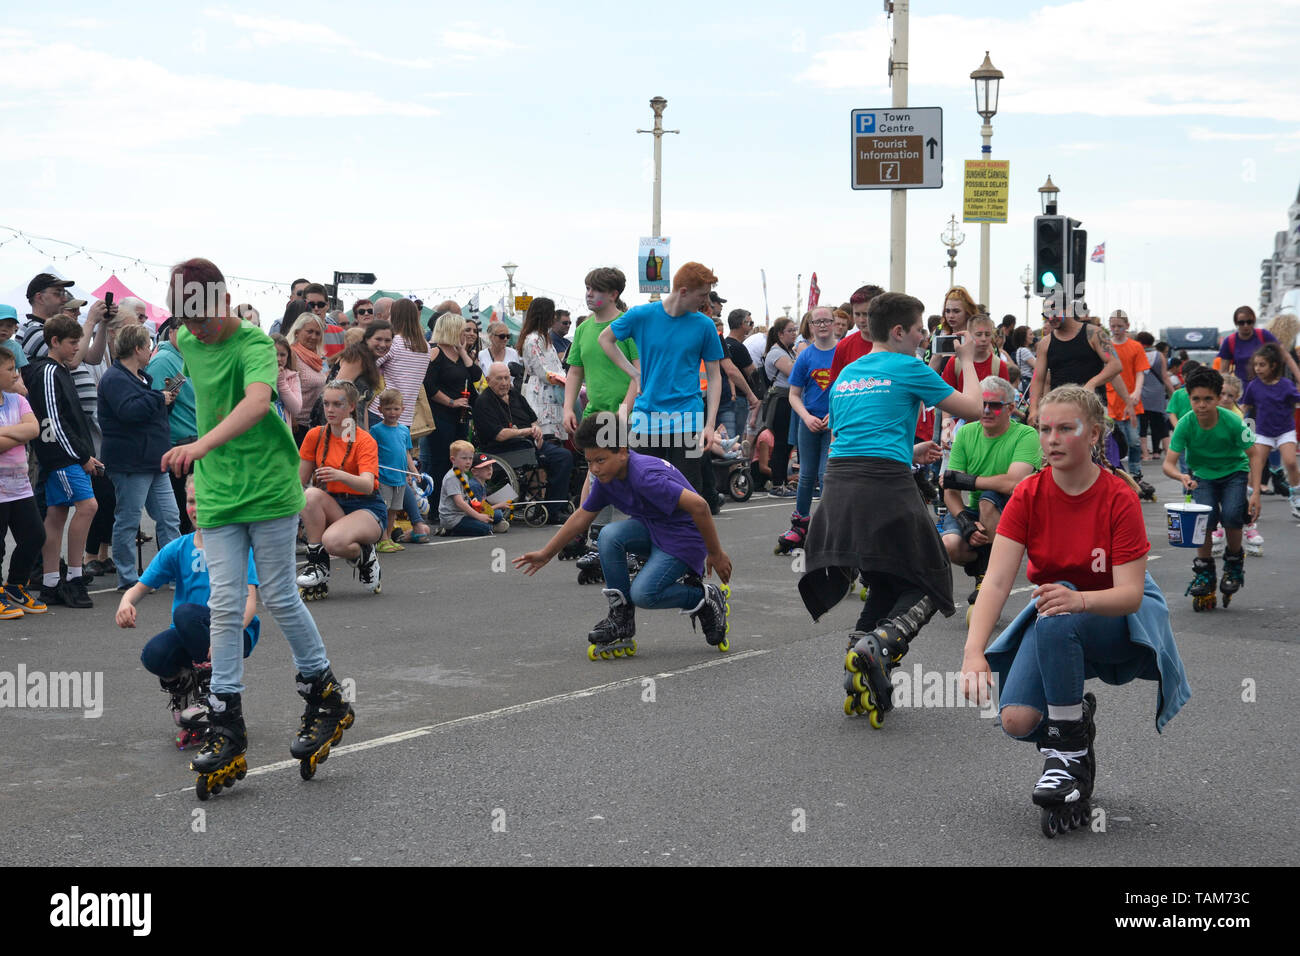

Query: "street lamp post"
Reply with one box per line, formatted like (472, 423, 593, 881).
(1021, 264, 1032, 323)
(502, 261, 517, 319)
(971, 51, 1003, 313)
(1038, 175, 1059, 215)
(637, 96, 679, 302)
(941, 215, 966, 291)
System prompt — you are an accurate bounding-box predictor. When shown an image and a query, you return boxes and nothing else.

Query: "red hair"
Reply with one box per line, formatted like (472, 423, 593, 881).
(671, 261, 718, 291)
(168, 257, 227, 318)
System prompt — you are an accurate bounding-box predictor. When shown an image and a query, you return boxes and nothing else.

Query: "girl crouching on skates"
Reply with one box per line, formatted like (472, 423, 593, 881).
(961, 385, 1190, 837)
(513, 412, 733, 659)
(797, 292, 983, 728)
(117, 476, 261, 748)
(297, 381, 386, 598)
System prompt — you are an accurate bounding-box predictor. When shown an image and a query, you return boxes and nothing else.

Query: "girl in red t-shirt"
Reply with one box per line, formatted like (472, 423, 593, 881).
(961, 385, 1161, 835)
(296, 382, 385, 598)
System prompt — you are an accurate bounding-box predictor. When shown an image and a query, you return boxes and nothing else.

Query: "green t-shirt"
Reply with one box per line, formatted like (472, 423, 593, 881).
(1169, 406, 1252, 480)
(949, 420, 1043, 509)
(566, 315, 638, 415)
(1167, 387, 1190, 423)
(179, 324, 306, 528)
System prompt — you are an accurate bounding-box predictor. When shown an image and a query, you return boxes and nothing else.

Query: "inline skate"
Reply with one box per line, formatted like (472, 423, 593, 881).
(558, 534, 591, 561)
(1243, 522, 1263, 556)
(190, 692, 248, 801)
(684, 578, 731, 651)
(291, 668, 355, 781)
(963, 546, 991, 626)
(1219, 548, 1244, 607)
(774, 511, 809, 555)
(1034, 692, 1097, 838)
(162, 662, 211, 750)
(297, 545, 330, 601)
(1186, 555, 1216, 611)
(843, 596, 936, 727)
(1134, 476, 1156, 501)
(576, 551, 642, 586)
(587, 588, 637, 660)
(351, 542, 381, 594)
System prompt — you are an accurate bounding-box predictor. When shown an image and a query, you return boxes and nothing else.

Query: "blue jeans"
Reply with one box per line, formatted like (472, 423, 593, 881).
(1191, 470, 1248, 531)
(597, 518, 702, 610)
(446, 514, 495, 536)
(139, 603, 252, 677)
(1113, 416, 1142, 476)
(999, 609, 1146, 744)
(203, 513, 330, 695)
(109, 470, 181, 588)
(794, 419, 831, 517)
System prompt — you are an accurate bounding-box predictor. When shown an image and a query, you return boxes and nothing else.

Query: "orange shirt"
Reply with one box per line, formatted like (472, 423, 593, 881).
(299, 426, 379, 494)
(1106, 338, 1150, 420)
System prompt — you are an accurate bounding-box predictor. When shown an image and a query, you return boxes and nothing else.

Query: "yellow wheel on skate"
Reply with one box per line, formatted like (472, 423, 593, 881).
(869, 709, 884, 729)
(844, 650, 861, 672)
(600, 649, 612, 660)
(612, 647, 625, 658)
(844, 695, 856, 716)
(195, 776, 210, 801)
(301, 755, 317, 781)
(860, 586, 868, 601)
(627, 640, 637, 657)
(587, 644, 599, 661)
(850, 672, 869, 694)
(965, 604, 974, 626)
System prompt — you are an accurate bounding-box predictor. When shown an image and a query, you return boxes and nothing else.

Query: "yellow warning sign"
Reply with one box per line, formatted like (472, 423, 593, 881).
(963, 160, 1010, 223)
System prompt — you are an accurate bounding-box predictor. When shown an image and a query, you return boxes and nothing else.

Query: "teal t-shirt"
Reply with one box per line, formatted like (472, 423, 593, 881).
(949, 420, 1042, 509)
(179, 323, 306, 528)
(1168, 406, 1252, 480)
(147, 341, 198, 443)
(567, 315, 638, 415)
(829, 350, 954, 466)
(2, 339, 28, 369)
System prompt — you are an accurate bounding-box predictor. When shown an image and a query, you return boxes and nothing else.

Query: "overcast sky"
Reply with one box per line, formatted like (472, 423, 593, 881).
(2, 0, 1298, 332)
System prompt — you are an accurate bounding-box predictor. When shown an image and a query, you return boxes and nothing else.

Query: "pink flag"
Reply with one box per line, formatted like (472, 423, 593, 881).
(808, 272, 820, 310)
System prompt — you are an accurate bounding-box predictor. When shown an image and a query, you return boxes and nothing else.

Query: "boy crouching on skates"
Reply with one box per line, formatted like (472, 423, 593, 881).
(1161, 366, 1257, 610)
(514, 412, 733, 657)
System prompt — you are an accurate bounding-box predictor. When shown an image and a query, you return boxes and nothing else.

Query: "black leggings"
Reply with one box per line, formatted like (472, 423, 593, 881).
(855, 571, 927, 634)
(85, 470, 117, 555)
(769, 396, 793, 485)
(0, 496, 45, 586)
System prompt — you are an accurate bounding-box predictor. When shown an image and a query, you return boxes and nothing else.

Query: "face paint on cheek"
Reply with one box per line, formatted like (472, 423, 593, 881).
(1068, 418, 1086, 437)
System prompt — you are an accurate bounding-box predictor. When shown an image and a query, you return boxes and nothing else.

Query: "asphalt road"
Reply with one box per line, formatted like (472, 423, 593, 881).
(1, 472, 1296, 866)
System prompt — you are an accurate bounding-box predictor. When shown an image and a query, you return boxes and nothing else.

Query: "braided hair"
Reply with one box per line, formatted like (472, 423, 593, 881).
(317, 381, 359, 475)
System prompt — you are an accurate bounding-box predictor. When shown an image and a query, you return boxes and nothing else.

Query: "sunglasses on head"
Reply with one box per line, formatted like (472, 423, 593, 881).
(356, 308, 374, 316)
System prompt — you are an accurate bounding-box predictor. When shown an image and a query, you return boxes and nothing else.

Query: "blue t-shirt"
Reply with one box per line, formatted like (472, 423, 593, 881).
(829, 350, 954, 466)
(581, 451, 706, 573)
(610, 302, 724, 435)
(140, 533, 261, 650)
(371, 421, 413, 486)
(788, 343, 836, 419)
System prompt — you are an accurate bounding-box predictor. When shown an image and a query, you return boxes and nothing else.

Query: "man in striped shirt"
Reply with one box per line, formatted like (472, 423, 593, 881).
(303, 283, 346, 359)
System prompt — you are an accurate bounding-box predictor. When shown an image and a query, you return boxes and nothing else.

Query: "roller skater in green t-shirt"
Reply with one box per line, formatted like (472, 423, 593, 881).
(162, 258, 353, 799)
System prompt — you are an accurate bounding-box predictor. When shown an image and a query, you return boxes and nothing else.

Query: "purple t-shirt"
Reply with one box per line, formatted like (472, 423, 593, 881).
(1217, 329, 1277, 382)
(581, 451, 705, 573)
(1241, 376, 1299, 439)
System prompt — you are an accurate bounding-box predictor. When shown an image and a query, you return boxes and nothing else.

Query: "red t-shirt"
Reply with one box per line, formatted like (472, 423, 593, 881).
(299, 426, 380, 494)
(997, 468, 1149, 591)
(941, 353, 1008, 392)
(829, 331, 873, 384)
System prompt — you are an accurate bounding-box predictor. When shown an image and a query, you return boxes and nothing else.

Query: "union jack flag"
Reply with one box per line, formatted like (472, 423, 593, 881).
(1090, 242, 1106, 264)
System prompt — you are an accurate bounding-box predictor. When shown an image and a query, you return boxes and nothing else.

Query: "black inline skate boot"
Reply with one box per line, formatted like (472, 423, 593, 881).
(291, 668, 355, 780)
(162, 665, 209, 750)
(843, 596, 936, 727)
(774, 511, 810, 555)
(190, 692, 248, 801)
(576, 550, 642, 585)
(964, 545, 991, 625)
(1219, 548, 1244, 607)
(684, 579, 731, 651)
(297, 545, 330, 601)
(1186, 555, 1216, 612)
(559, 534, 590, 561)
(587, 588, 637, 660)
(1033, 694, 1097, 838)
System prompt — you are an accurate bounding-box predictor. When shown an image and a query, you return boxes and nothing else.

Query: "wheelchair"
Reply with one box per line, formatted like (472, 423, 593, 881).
(479, 444, 583, 528)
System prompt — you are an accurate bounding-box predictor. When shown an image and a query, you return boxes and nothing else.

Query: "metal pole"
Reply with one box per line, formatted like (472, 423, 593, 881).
(889, 0, 909, 293)
(979, 122, 992, 310)
(638, 97, 678, 303)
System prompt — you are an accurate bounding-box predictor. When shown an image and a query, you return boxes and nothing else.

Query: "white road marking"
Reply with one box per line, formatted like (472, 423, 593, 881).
(155, 648, 771, 796)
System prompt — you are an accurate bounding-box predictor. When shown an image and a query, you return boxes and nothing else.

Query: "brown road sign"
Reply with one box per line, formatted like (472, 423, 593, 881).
(850, 108, 943, 190)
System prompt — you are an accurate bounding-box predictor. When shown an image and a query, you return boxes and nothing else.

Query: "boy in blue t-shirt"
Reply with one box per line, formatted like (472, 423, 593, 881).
(371, 389, 432, 549)
(798, 292, 984, 725)
(116, 476, 260, 747)
(514, 412, 733, 657)
(597, 262, 724, 497)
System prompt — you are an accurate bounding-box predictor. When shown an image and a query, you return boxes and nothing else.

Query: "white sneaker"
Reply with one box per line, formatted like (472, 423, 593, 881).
(1291, 493, 1300, 520)
(1244, 522, 1263, 556)
(1209, 526, 1225, 556)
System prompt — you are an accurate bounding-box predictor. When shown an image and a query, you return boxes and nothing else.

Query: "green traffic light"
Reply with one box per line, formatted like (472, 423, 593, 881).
(1040, 271, 1058, 288)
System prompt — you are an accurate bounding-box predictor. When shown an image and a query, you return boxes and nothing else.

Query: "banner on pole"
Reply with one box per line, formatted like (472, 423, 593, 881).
(638, 237, 670, 294)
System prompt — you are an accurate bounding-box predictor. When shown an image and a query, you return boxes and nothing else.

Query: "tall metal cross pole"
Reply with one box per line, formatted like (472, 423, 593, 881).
(638, 96, 679, 301)
(941, 215, 965, 291)
(888, 1, 909, 293)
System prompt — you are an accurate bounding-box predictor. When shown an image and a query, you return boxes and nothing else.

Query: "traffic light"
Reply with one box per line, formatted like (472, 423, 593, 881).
(1034, 215, 1067, 295)
(1068, 220, 1087, 292)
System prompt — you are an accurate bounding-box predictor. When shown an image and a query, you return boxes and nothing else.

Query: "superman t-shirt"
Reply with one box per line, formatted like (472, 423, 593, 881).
(788, 343, 836, 418)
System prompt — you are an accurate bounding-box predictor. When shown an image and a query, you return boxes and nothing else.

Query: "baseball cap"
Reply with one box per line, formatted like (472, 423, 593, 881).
(471, 453, 494, 469)
(63, 298, 87, 311)
(708, 291, 727, 306)
(26, 273, 74, 303)
(0, 304, 19, 324)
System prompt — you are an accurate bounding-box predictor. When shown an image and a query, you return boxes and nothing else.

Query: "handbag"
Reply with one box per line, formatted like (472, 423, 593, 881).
(410, 386, 437, 439)
(762, 385, 789, 432)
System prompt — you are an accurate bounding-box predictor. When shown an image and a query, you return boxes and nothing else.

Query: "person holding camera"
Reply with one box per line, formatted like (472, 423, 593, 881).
(939, 376, 1041, 616)
(98, 323, 183, 591)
